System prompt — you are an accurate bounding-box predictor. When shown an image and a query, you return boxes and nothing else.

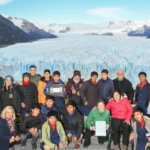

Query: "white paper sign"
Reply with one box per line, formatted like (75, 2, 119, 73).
(95, 121, 106, 136)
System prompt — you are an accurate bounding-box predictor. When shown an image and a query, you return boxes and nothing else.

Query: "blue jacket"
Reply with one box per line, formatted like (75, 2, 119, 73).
(41, 105, 60, 121)
(44, 79, 66, 108)
(0, 118, 17, 150)
(98, 78, 114, 103)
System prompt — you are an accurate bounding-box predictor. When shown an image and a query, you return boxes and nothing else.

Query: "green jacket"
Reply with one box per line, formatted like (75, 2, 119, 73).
(85, 108, 110, 129)
(41, 121, 67, 149)
(131, 116, 150, 150)
(30, 74, 41, 87)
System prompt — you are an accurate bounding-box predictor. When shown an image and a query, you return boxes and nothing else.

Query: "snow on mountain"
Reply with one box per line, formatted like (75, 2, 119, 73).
(0, 34, 149, 88)
(36, 20, 143, 35)
(7, 16, 57, 39)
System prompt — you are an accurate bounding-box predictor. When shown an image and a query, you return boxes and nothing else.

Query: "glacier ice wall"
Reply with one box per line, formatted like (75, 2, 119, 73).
(0, 34, 150, 88)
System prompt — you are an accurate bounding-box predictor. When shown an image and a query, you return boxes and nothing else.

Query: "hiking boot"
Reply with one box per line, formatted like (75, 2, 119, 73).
(21, 140, 26, 148)
(32, 143, 37, 150)
(114, 145, 120, 150)
(74, 144, 80, 149)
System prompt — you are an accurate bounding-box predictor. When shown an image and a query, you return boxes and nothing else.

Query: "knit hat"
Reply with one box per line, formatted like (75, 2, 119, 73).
(47, 110, 58, 118)
(73, 70, 81, 77)
(22, 72, 30, 79)
(5, 75, 14, 83)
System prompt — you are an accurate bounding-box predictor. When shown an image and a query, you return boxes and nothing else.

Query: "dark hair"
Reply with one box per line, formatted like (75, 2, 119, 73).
(112, 90, 123, 99)
(133, 106, 144, 114)
(97, 99, 105, 105)
(53, 71, 60, 76)
(29, 65, 36, 69)
(66, 101, 76, 107)
(101, 69, 109, 74)
(47, 110, 58, 118)
(44, 69, 51, 74)
(22, 72, 30, 79)
(138, 72, 147, 77)
(31, 103, 41, 110)
(91, 71, 98, 77)
(46, 95, 55, 101)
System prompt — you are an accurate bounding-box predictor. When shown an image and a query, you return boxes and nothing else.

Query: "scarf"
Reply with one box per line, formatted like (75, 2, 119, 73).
(49, 122, 56, 131)
(137, 117, 145, 129)
(22, 80, 31, 86)
(6, 119, 15, 133)
(138, 80, 147, 90)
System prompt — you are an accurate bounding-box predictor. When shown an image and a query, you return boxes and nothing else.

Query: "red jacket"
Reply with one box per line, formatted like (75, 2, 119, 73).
(106, 97, 133, 121)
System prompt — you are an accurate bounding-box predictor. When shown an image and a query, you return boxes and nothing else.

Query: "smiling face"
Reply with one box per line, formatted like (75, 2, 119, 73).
(5, 109, 14, 120)
(66, 105, 75, 114)
(97, 102, 105, 112)
(73, 75, 81, 81)
(134, 111, 143, 122)
(30, 67, 36, 76)
(31, 108, 40, 117)
(113, 91, 121, 102)
(5, 77, 12, 86)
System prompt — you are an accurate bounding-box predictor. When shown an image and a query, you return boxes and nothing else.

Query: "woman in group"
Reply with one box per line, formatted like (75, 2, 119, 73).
(0, 106, 20, 150)
(0, 75, 21, 113)
(84, 100, 110, 147)
(130, 107, 150, 150)
(106, 90, 133, 150)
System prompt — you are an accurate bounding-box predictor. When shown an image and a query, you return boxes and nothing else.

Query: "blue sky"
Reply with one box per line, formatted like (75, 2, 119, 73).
(0, 0, 150, 24)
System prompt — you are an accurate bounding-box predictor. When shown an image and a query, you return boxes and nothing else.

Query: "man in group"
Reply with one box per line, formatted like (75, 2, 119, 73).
(98, 69, 114, 104)
(29, 65, 41, 87)
(135, 72, 150, 115)
(62, 101, 83, 149)
(66, 70, 83, 106)
(41, 95, 60, 121)
(80, 71, 99, 120)
(113, 70, 134, 102)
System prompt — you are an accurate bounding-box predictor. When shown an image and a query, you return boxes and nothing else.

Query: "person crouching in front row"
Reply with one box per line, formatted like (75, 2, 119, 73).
(41, 110, 67, 150)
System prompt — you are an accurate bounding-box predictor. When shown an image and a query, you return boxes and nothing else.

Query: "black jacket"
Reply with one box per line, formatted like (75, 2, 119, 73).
(62, 109, 83, 139)
(21, 113, 44, 133)
(18, 82, 38, 108)
(0, 84, 21, 113)
(66, 78, 84, 105)
(80, 80, 99, 108)
(113, 78, 134, 101)
(135, 83, 150, 108)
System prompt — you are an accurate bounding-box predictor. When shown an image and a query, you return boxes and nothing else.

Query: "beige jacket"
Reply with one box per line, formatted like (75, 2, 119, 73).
(131, 116, 150, 150)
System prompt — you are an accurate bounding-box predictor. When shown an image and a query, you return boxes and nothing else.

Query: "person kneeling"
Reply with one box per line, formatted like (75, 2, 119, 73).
(41, 110, 67, 150)
(84, 100, 110, 147)
(20, 104, 44, 150)
(62, 101, 84, 149)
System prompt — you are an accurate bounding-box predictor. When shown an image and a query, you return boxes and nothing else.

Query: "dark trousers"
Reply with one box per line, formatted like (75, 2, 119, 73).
(111, 118, 130, 146)
(84, 128, 106, 147)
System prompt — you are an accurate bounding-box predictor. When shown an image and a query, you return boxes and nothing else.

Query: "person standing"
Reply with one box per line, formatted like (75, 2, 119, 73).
(66, 70, 83, 106)
(135, 72, 150, 115)
(18, 72, 38, 117)
(38, 69, 52, 105)
(29, 65, 41, 87)
(113, 70, 134, 102)
(0, 75, 21, 113)
(98, 69, 114, 104)
(80, 71, 99, 119)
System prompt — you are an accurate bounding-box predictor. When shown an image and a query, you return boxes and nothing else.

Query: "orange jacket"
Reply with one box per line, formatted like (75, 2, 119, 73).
(38, 80, 46, 104)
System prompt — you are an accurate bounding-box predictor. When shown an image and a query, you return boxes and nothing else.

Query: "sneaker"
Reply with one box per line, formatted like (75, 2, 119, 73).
(21, 140, 26, 148)
(74, 144, 80, 149)
(32, 143, 37, 150)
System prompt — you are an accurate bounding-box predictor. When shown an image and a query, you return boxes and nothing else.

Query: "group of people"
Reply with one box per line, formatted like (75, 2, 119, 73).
(0, 65, 150, 150)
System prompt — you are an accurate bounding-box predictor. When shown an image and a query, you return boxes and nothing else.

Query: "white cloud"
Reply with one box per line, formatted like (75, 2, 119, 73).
(86, 7, 131, 19)
(0, 0, 14, 5)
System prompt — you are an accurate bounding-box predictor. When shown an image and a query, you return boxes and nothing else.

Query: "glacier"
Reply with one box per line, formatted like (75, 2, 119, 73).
(0, 34, 150, 88)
